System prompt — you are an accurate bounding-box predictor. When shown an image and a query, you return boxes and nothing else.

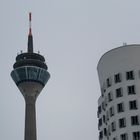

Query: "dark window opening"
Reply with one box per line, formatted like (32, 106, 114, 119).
(126, 71, 134, 80)
(131, 116, 139, 125)
(116, 88, 123, 98)
(107, 78, 111, 87)
(110, 106, 114, 117)
(115, 73, 121, 83)
(133, 131, 140, 140)
(120, 133, 128, 140)
(108, 92, 113, 102)
(117, 103, 124, 113)
(128, 85, 135, 95)
(119, 118, 126, 128)
(129, 100, 137, 110)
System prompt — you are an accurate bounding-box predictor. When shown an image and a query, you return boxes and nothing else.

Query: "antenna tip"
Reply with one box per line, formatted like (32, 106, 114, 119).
(29, 12, 32, 35)
(29, 12, 32, 21)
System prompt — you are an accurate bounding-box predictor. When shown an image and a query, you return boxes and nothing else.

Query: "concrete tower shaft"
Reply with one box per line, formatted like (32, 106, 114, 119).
(11, 13, 50, 140)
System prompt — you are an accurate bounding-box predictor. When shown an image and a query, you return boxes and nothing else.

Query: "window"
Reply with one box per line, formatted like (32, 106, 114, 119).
(107, 78, 111, 87)
(103, 115, 106, 123)
(128, 85, 135, 95)
(126, 71, 134, 80)
(116, 88, 123, 98)
(99, 131, 103, 139)
(99, 118, 102, 127)
(98, 106, 102, 117)
(102, 102, 105, 111)
(104, 128, 107, 136)
(133, 131, 140, 140)
(111, 121, 116, 132)
(119, 118, 126, 128)
(113, 137, 117, 140)
(110, 106, 115, 117)
(120, 133, 128, 140)
(108, 125, 111, 136)
(108, 92, 113, 102)
(115, 73, 121, 83)
(129, 100, 137, 110)
(131, 116, 139, 125)
(106, 111, 109, 121)
(117, 102, 124, 113)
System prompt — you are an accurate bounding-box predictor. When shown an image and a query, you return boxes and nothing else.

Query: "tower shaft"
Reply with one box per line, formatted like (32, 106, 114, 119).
(25, 96, 36, 140)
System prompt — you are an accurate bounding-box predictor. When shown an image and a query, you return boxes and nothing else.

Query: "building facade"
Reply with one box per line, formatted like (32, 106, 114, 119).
(97, 44, 140, 140)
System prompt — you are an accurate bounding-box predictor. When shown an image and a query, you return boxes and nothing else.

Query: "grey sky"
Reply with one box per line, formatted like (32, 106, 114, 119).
(0, 0, 140, 140)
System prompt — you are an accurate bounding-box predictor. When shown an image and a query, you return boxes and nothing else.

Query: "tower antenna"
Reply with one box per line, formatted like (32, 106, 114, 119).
(29, 12, 32, 35)
(28, 12, 33, 53)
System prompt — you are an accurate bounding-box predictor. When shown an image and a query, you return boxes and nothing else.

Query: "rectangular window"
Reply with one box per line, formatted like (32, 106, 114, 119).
(110, 106, 115, 117)
(129, 100, 137, 110)
(115, 73, 121, 83)
(99, 118, 102, 127)
(99, 131, 103, 139)
(103, 115, 106, 123)
(111, 121, 116, 132)
(108, 125, 111, 136)
(104, 128, 107, 136)
(106, 111, 109, 121)
(107, 78, 111, 87)
(133, 131, 140, 140)
(128, 85, 135, 95)
(102, 102, 105, 111)
(116, 88, 123, 98)
(98, 106, 102, 118)
(131, 116, 139, 125)
(119, 118, 126, 128)
(120, 133, 128, 140)
(113, 137, 117, 140)
(108, 92, 113, 102)
(126, 71, 134, 80)
(117, 102, 124, 113)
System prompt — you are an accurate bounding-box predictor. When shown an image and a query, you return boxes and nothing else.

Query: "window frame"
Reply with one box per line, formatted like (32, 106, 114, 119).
(128, 85, 136, 95)
(114, 73, 121, 83)
(126, 70, 134, 80)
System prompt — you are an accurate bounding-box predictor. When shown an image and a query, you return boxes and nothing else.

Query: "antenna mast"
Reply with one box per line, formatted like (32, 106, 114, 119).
(28, 12, 33, 53)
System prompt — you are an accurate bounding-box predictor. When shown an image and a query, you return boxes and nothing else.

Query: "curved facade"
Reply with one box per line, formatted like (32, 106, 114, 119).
(97, 44, 140, 140)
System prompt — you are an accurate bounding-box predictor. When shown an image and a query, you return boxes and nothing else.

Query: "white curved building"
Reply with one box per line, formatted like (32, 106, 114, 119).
(97, 44, 140, 140)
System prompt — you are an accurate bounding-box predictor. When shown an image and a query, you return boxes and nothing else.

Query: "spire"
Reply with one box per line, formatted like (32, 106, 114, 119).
(28, 12, 33, 53)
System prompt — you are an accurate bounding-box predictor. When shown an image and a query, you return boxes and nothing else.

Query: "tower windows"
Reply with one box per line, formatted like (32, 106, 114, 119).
(116, 88, 123, 98)
(119, 118, 126, 128)
(128, 85, 135, 95)
(133, 131, 140, 140)
(115, 73, 121, 83)
(117, 102, 124, 113)
(131, 115, 139, 125)
(126, 71, 134, 80)
(120, 133, 128, 140)
(129, 100, 137, 110)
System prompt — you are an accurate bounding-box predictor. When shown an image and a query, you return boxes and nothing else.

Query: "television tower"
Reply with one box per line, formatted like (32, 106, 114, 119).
(11, 13, 50, 140)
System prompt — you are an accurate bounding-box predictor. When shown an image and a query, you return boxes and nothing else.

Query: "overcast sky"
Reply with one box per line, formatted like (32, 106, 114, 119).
(1, 0, 140, 140)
